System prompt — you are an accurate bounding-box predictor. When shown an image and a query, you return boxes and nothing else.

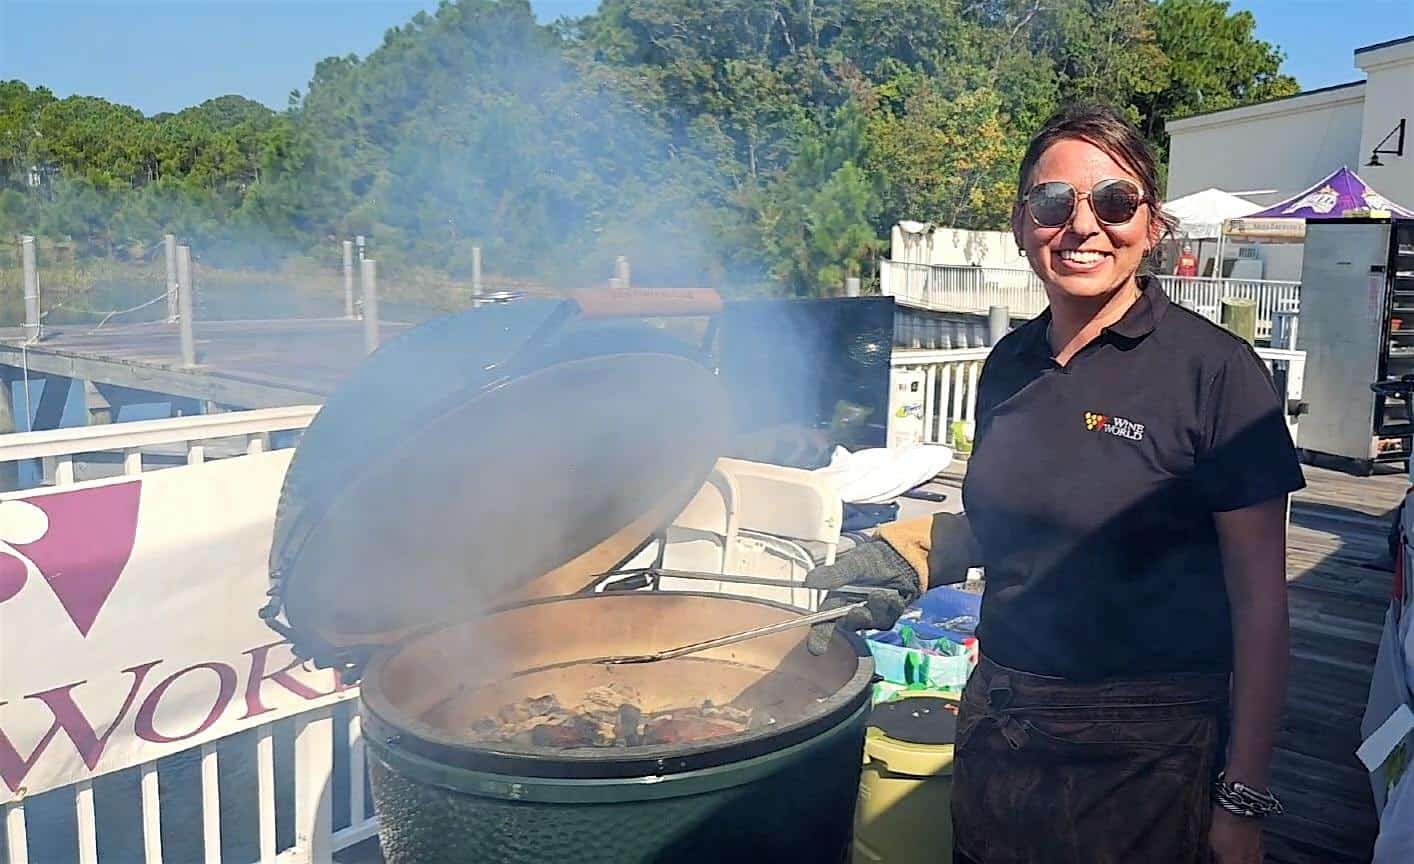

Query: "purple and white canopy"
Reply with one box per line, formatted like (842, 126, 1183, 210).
(1225, 166, 1414, 240)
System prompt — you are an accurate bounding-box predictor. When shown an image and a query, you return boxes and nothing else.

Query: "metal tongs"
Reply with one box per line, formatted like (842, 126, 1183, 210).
(505, 602, 866, 680)
(599, 601, 867, 666)
(506, 570, 895, 678)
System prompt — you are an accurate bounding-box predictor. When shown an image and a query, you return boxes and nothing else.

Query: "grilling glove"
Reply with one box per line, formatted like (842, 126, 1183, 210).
(804, 511, 979, 655)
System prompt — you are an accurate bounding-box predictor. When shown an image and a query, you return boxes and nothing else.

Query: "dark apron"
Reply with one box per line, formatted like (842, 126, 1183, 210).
(951, 655, 1230, 864)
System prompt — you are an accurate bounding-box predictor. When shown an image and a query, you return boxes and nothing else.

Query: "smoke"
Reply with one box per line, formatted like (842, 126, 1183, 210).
(279, 0, 759, 293)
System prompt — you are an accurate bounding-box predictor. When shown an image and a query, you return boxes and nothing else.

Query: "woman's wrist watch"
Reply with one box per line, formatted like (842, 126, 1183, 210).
(1214, 772, 1285, 818)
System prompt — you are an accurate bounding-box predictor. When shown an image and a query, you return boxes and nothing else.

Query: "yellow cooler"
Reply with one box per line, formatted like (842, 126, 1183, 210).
(853, 695, 958, 863)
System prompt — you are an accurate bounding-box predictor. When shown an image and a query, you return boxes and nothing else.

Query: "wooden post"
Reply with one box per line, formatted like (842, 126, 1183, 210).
(177, 245, 197, 366)
(342, 240, 356, 319)
(362, 258, 380, 354)
(1220, 297, 1257, 345)
(988, 306, 1010, 346)
(614, 256, 631, 292)
(21, 234, 40, 343)
(164, 233, 179, 322)
(472, 246, 483, 296)
(0, 373, 18, 491)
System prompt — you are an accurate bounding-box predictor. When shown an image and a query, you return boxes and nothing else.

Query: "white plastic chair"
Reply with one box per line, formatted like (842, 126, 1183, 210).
(715, 456, 842, 567)
(623, 457, 844, 611)
(652, 466, 740, 593)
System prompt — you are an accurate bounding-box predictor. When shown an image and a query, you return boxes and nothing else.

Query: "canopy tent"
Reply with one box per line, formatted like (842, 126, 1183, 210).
(1162, 188, 1261, 240)
(1225, 166, 1414, 242)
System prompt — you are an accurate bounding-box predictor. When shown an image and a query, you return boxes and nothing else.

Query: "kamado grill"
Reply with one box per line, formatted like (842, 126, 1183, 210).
(258, 290, 877, 863)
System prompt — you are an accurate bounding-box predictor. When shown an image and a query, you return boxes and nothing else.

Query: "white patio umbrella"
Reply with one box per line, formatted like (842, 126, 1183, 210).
(1161, 188, 1262, 274)
(1162, 188, 1262, 240)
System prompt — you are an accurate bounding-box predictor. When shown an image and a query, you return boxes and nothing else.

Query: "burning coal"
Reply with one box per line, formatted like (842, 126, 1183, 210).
(467, 682, 769, 749)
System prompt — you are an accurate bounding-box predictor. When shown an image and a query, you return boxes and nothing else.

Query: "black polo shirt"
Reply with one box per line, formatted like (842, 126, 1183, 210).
(962, 277, 1306, 680)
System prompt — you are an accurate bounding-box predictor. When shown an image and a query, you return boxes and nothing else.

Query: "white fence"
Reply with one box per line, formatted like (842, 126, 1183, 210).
(881, 261, 1049, 319)
(892, 344, 1307, 448)
(0, 406, 378, 864)
(880, 260, 1301, 340)
(1156, 276, 1301, 341)
(889, 347, 991, 447)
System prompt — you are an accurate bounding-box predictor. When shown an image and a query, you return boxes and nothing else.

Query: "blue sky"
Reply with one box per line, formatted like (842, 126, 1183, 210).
(1231, 0, 1413, 90)
(0, 0, 1409, 117)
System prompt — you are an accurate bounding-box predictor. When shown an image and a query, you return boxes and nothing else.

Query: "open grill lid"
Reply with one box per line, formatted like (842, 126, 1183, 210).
(262, 292, 728, 681)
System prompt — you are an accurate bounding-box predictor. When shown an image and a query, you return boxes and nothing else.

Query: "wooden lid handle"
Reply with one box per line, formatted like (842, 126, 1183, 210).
(572, 288, 723, 318)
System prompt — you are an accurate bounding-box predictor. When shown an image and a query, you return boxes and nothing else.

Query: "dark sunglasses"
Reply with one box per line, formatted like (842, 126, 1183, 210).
(1023, 178, 1146, 228)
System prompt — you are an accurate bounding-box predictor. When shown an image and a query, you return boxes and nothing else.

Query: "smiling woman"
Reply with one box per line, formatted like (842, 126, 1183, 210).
(950, 104, 1305, 864)
(806, 103, 1307, 864)
(1010, 106, 1179, 365)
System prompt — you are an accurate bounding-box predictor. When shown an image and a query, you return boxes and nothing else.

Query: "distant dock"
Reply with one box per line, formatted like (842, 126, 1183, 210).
(0, 318, 411, 415)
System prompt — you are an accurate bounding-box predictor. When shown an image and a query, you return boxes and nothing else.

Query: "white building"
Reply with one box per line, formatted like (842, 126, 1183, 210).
(1166, 35, 1414, 281)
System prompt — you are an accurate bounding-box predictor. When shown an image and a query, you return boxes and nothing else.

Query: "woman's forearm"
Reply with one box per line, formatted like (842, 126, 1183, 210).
(1224, 588, 1288, 785)
(1215, 497, 1291, 787)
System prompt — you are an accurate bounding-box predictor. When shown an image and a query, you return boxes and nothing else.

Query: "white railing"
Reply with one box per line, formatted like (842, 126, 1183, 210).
(892, 344, 1307, 446)
(890, 346, 992, 447)
(0, 405, 320, 485)
(1253, 347, 1308, 442)
(881, 261, 1048, 318)
(1154, 275, 1301, 341)
(2, 405, 379, 864)
(5, 705, 375, 864)
(880, 260, 1301, 340)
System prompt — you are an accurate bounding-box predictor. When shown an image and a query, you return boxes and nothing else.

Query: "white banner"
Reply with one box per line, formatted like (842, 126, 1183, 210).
(0, 452, 353, 801)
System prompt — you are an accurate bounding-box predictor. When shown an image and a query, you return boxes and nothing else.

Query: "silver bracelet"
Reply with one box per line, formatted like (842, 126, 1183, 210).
(1214, 772, 1284, 818)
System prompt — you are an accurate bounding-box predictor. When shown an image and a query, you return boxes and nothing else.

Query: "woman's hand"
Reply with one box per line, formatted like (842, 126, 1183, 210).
(1209, 807, 1264, 864)
(801, 540, 920, 654)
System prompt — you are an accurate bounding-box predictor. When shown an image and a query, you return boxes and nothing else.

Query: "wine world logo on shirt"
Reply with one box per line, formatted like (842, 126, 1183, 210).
(1083, 411, 1145, 442)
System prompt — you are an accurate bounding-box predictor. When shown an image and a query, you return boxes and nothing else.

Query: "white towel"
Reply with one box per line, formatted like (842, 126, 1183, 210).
(813, 444, 954, 504)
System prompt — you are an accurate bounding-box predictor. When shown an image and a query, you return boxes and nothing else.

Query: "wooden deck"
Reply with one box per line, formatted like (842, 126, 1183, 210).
(0, 318, 413, 409)
(1270, 464, 1402, 863)
(337, 462, 1402, 863)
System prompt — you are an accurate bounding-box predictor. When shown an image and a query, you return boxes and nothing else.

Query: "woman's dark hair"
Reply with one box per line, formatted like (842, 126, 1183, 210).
(1016, 103, 1177, 239)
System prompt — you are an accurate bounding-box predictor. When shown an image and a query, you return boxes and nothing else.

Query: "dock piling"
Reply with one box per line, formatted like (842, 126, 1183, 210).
(988, 306, 1010, 346)
(614, 256, 631, 292)
(343, 240, 356, 319)
(177, 245, 197, 366)
(1220, 298, 1257, 345)
(362, 259, 380, 354)
(472, 246, 483, 297)
(165, 234, 179, 322)
(21, 235, 41, 343)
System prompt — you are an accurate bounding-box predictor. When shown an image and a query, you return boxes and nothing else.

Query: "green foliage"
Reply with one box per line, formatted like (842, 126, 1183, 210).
(758, 100, 884, 295)
(0, 0, 1299, 297)
(1136, 0, 1299, 148)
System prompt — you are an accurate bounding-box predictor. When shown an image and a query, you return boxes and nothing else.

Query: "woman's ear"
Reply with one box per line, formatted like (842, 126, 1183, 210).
(1147, 210, 1164, 252)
